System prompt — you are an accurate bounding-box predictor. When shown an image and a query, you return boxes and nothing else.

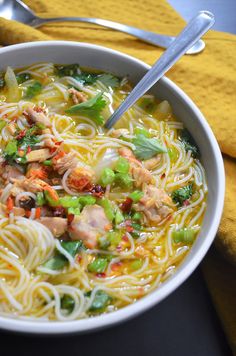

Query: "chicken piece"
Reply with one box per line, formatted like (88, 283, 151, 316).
(11, 178, 58, 202)
(52, 151, 78, 175)
(143, 155, 161, 170)
(1, 165, 24, 183)
(26, 148, 51, 163)
(134, 185, 173, 223)
(0, 203, 25, 217)
(38, 217, 67, 237)
(41, 128, 55, 148)
(68, 88, 88, 104)
(69, 205, 111, 248)
(24, 107, 51, 128)
(67, 166, 95, 192)
(110, 129, 129, 138)
(118, 147, 154, 188)
(26, 163, 48, 180)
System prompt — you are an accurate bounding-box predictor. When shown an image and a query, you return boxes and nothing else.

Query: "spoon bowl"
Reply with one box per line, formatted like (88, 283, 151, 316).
(0, 0, 206, 55)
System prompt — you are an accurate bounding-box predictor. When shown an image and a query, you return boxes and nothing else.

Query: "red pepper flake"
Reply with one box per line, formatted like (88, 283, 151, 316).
(96, 272, 106, 278)
(67, 214, 74, 225)
(35, 207, 41, 219)
(16, 130, 26, 140)
(6, 196, 14, 211)
(126, 225, 134, 233)
(26, 146, 32, 154)
(49, 147, 57, 154)
(77, 255, 82, 263)
(34, 106, 44, 113)
(122, 235, 129, 242)
(120, 197, 133, 213)
(25, 210, 31, 218)
(111, 262, 122, 271)
(161, 173, 166, 179)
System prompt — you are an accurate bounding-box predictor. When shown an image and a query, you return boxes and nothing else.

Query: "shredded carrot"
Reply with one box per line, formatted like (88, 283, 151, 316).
(35, 207, 41, 219)
(25, 210, 31, 218)
(27, 167, 48, 180)
(44, 185, 59, 201)
(53, 151, 65, 161)
(6, 196, 14, 211)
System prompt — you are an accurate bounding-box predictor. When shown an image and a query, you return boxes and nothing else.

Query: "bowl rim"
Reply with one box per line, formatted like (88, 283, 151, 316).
(0, 40, 225, 335)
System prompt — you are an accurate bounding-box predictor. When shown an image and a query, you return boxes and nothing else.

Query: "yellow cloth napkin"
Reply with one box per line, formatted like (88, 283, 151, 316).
(0, 0, 235, 351)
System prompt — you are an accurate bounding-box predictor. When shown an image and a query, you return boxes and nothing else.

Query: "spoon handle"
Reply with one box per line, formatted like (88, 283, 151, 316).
(105, 11, 214, 129)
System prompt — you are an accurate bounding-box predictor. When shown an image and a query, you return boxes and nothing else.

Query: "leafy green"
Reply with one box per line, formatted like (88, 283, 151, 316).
(172, 228, 196, 244)
(115, 209, 124, 225)
(68, 207, 81, 215)
(41, 241, 83, 271)
(4, 140, 17, 156)
(61, 295, 75, 313)
(132, 134, 166, 160)
(78, 195, 96, 207)
(97, 73, 119, 88)
(55, 63, 80, 77)
(179, 129, 200, 158)
(100, 168, 115, 186)
(115, 172, 133, 188)
(16, 73, 32, 85)
(86, 290, 112, 312)
(25, 81, 42, 99)
(17, 126, 39, 149)
(74, 72, 98, 85)
(98, 198, 115, 221)
(129, 190, 144, 203)
(172, 184, 193, 206)
(59, 195, 80, 208)
(66, 93, 106, 125)
(114, 157, 129, 174)
(88, 257, 108, 273)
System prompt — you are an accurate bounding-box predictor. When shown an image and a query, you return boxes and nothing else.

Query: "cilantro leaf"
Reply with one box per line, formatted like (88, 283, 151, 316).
(132, 134, 166, 160)
(16, 73, 32, 85)
(55, 64, 80, 77)
(66, 93, 106, 125)
(97, 74, 119, 88)
(4, 140, 18, 156)
(85, 290, 112, 312)
(172, 184, 193, 206)
(25, 81, 42, 99)
(179, 129, 200, 158)
(74, 72, 98, 85)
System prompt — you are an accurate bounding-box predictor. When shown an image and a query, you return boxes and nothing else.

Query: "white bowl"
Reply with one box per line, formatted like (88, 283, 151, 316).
(0, 41, 225, 334)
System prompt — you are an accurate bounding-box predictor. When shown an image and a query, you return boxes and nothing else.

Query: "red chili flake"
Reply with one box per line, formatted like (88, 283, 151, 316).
(49, 147, 57, 154)
(122, 235, 129, 242)
(25, 210, 31, 218)
(183, 200, 190, 206)
(96, 272, 106, 278)
(55, 141, 63, 146)
(26, 146, 32, 154)
(126, 225, 134, 233)
(77, 255, 82, 263)
(111, 262, 122, 271)
(161, 173, 166, 179)
(16, 130, 26, 140)
(67, 214, 74, 225)
(120, 197, 133, 213)
(34, 106, 44, 113)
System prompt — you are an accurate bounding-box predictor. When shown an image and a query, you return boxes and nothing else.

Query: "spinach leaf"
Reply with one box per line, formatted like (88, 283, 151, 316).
(25, 81, 42, 99)
(16, 73, 32, 85)
(179, 129, 200, 158)
(66, 93, 106, 125)
(132, 134, 166, 160)
(172, 184, 193, 206)
(41, 240, 83, 271)
(86, 290, 112, 312)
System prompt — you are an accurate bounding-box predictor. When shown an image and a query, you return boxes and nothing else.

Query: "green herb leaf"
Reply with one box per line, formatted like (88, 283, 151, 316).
(61, 240, 83, 257)
(172, 228, 196, 244)
(88, 258, 108, 273)
(16, 73, 32, 85)
(55, 64, 80, 77)
(129, 190, 144, 203)
(25, 81, 42, 99)
(98, 73, 119, 88)
(115, 172, 133, 188)
(100, 168, 115, 186)
(87, 290, 112, 312)
(78, 195, 96, 207)
(4, 140, 17, 156)
(132, 134, 166, 160)
(172, 184, 193, 206)
(66, 93, 106, 125)
(61, 295, 75, 313)
(17, 126, 39, 149)
(74, 72, 98, 85)
(179, 129, 200, 158)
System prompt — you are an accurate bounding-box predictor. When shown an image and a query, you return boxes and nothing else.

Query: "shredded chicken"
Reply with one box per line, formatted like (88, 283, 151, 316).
(134, 185, 173, 223)
(68, 88, 88, 104)
(110, 129, 129, 138)
(53, 152, 78, 175)
(26, 163, 48, 180)
(143, 155, 161, 170)
(69, 205, 111, 248)
(26, 148, 51, 163)
(24, 107, 51, 128)
(67, 166, 95, 192)
(118, 147, 154, 187)
(1, 165, 24, 183)
(38, 217, 67, 237)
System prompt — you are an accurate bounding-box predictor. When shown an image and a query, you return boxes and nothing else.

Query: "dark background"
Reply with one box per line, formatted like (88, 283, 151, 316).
(1, 1, 236, 355)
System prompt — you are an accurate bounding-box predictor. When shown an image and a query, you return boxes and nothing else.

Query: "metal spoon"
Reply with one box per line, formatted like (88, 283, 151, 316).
(0, 0, 205, 55)
(105, 11, 214, 129)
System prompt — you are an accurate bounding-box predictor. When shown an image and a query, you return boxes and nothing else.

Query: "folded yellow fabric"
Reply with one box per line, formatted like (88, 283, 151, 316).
(0, 0, 235, 351)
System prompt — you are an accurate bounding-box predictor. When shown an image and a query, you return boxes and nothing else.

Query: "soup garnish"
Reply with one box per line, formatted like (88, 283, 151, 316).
(0, 63, 207, 320)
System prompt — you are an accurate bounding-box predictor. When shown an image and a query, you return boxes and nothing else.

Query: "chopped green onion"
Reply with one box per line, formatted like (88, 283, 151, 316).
(129, 190, 144, 203)
(130, 259, 142, 270)
(98, 198, 115, 221)
(44, 190, 60, 207)
(36, 192, 46, 206)
(78, 195, 96, 207)
(98, 236, 110, 250)
(4, 140, 17, 156)
(55, 63, 80, 77)
(114, 157, 129, 174)
(131, 222, 141, 231)
(68, 207, 81, 215)
(115, 209, 124, 225)
(107, 231, 122, 246)
(43, 159, 52, 166)
(16, 72, 31, 84)
(86, 290, 112, 312)
(88, 258, 108, 273)
(25, 81, 42, 99)
(100, 168, 115, 186)
(61, 295, 75, 313)
(132, 212, 143, 221)
(168, 147, 178, 162)
(172, 228, 196, 244)
(36, 122, 46, 130)
(115, 172, 133, 188)
(59, 195, 80, 208)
